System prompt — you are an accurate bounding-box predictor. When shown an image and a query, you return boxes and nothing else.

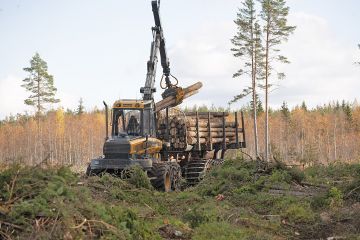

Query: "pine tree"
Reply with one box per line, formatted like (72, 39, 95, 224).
(77, 98, 85, 115)
(22, 53, 60, 115)
(230, 0, 263, 158)
(259, 0, 296, 162)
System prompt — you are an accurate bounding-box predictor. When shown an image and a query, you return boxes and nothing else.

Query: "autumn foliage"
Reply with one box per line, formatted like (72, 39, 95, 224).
(243, 101, 360, 166)
(1, 101, 360, 167)
(0, 109, 104, 168)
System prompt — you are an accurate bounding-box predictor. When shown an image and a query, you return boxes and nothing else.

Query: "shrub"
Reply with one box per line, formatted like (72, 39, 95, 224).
(124, 165, 153, 190)
(326, 187, 343, 209)
(284, 203, 315, 223)
(270, 170, 292, 183)
(183, 206, 215, 228)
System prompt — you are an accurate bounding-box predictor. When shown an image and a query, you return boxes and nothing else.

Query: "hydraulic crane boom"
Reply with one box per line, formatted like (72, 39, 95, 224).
(152, 0, 171, 83)
(140, 0, 179, 101)
(140, 0, 203, 135)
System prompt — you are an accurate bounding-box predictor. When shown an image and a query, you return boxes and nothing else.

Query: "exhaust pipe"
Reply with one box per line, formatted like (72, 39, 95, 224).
(103, 101, 109, 140)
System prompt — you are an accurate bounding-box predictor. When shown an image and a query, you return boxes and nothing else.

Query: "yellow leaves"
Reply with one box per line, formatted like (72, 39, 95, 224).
(55, 108, 65, 137)
(352, 107, 360, 123)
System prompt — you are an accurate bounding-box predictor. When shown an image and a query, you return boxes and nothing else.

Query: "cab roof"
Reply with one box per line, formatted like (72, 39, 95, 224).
(112, 99, 145, 109)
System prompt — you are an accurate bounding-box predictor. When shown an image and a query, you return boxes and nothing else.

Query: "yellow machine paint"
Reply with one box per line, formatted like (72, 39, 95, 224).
(129, 137, 162, 156)
(113, 100, 145, 109)
(113, 99, 163, 158)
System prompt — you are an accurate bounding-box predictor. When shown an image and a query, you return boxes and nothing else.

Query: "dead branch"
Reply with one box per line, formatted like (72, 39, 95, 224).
(49, 210, 60, 237)
(0, 221, 23, 230)
(71, 219, 124, 237)
(0, 230, 12, 240)
(71, 219, 87, 229)
(6, 170, 20, 205)
(345, 185, 360, 199)
(240, 150, 254, 161)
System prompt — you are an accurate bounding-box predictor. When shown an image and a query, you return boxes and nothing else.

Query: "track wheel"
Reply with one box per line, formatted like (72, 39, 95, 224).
(148, 163, 173, 192)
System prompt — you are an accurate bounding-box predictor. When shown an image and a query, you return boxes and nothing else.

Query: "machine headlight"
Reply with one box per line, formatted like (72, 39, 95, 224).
(93, 160, 100, 165)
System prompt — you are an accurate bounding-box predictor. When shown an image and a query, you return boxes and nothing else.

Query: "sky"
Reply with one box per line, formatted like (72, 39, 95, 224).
(0, 0, 360, 119)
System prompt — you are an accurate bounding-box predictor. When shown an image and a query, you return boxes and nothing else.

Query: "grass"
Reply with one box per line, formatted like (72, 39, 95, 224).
(0, 159, 359, 239)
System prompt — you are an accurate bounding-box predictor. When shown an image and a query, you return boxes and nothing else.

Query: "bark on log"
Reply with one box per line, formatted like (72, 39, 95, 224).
(186, 127, 239, 132)
(155, 82, 203, 112)
(184, 112, 229, 117)
(186, 121, 238, 128)
(187, 131, 236, 138)
(187, 137, 230, 145)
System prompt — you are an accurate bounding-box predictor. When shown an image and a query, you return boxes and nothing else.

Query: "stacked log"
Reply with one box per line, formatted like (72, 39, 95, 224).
(157, 112, 243, 150)
(157, 117, 188, 149)
(155, 82, 203, 112)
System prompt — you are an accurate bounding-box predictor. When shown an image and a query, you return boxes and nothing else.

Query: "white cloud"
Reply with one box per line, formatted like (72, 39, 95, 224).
(56, 91, 80, 112)
(169, 22, 245, 109)
(0, 75, 31, 118)
(274, 12, 360, 108)
(1, 10, 359, 118)
(169, 12, 360, 110)
(0, 75, 79, 119)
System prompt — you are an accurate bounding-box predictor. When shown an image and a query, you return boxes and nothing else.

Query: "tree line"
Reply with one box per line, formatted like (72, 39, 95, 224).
(1, 101, 360, 167)
(0, 109, 105, 169)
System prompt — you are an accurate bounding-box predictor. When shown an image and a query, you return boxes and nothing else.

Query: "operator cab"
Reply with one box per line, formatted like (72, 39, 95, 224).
(111, 100, 145, 138)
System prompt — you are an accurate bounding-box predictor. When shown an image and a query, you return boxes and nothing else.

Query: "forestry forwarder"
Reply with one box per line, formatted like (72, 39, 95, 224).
(86, 1, 246, 192)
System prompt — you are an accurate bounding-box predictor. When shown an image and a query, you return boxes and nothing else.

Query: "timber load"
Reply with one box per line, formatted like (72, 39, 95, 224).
(157, 111, 246, 151)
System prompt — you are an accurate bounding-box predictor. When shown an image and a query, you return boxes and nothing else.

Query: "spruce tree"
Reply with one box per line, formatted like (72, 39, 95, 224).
(22, 53, 60, 115)
(259, 0, 295, 162)
(301, 101, 308, 111)
(77, 98, 85, 115)
(250, 93, 264, 115)
(281, 101, 290, 120)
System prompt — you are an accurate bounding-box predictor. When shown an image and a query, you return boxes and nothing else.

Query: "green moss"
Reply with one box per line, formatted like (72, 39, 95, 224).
(192, 222, 271, 240)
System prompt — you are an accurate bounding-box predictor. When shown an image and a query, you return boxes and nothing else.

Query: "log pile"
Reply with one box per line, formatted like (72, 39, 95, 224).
(157, 112, 243, 150)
